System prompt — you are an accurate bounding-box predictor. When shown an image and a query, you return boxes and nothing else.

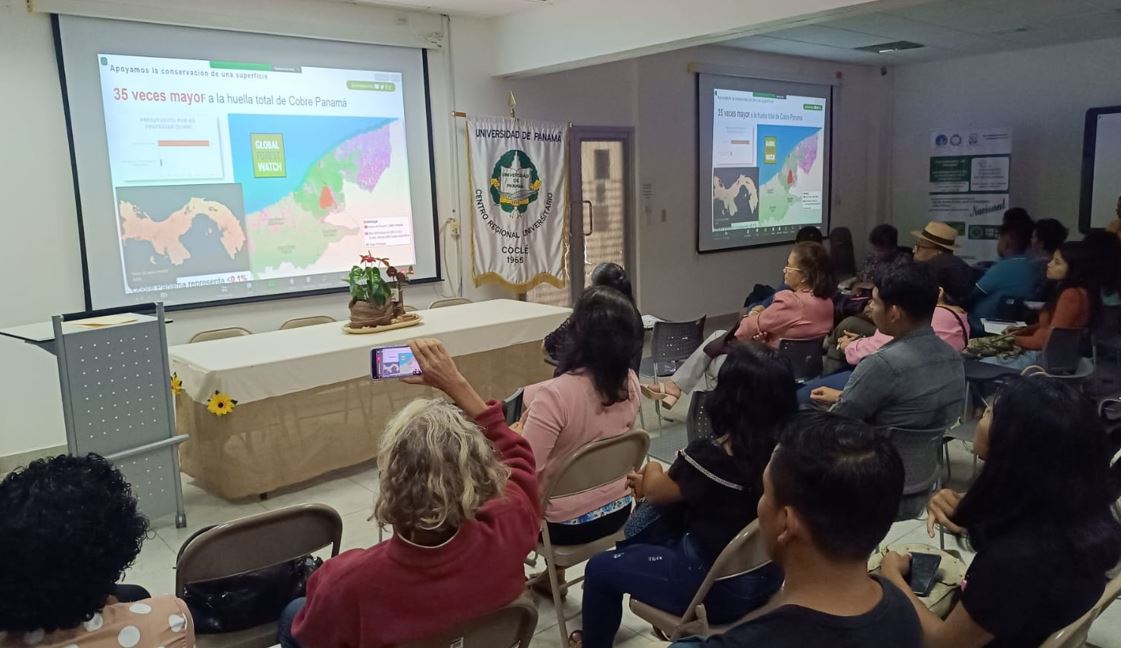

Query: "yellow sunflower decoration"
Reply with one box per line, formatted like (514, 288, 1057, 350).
(170, 373, 183, 395)
(206, 391, 238, 416)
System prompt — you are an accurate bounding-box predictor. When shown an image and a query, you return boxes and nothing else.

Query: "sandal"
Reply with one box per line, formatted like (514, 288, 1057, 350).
(567, 630, 583, 648)
(640, 383, 679, 409)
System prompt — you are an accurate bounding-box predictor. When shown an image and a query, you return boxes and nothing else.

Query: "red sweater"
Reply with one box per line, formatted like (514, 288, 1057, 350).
(1015, 288, 1091, 350)
(292, 402, 540, 648)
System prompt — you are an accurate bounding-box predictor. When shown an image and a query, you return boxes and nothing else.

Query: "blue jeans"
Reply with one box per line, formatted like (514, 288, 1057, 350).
(278, 597, 306, 648)
(580, 535, 782, 648)
(796, 371, 852, 405)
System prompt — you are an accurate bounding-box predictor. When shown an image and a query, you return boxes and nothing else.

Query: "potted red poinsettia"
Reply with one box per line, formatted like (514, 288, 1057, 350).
(345, 253, 414, 328)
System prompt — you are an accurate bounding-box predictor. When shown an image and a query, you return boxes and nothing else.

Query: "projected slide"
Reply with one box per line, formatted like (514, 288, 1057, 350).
(698, 74, 831, 252)
(96, 54, 416, 297)
(1082, 106, 1121, 230)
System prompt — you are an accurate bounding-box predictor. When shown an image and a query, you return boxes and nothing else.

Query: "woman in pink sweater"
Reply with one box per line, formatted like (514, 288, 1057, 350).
(643, 242, 835, 409)
(281, 339, 541, 648)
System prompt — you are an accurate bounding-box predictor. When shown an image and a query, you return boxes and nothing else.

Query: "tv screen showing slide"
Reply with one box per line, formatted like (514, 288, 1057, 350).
(1080, 105, 1121, 231)
(55, 16, 439, 310)
(697, 74, 832, 252)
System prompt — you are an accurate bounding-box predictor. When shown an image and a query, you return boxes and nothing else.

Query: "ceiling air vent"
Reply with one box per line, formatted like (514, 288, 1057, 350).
(855, 40, 925, 54)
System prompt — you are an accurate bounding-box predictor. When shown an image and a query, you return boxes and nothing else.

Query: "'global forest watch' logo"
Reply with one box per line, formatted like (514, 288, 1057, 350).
(490, 149, 542, 214)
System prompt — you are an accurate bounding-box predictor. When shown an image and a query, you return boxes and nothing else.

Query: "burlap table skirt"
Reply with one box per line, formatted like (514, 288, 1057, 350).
(177, 341, 552, 499)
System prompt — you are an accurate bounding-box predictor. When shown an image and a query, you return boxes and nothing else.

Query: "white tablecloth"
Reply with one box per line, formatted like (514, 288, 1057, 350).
(169, 299, 570, 405)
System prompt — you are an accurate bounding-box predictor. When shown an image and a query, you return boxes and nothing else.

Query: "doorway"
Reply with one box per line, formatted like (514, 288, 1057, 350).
(527, 126, 635, 308)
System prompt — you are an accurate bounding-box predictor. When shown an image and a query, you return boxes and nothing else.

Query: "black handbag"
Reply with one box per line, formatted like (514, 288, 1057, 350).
(176, 525, 322, 634)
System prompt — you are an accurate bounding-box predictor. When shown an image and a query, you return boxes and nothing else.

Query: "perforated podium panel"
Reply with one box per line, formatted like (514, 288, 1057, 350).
(52, 305, 187, 527)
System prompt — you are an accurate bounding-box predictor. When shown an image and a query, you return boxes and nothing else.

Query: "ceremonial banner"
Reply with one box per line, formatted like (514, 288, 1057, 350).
(927, 127, 1012, 262)
(466, 115, 568, 291)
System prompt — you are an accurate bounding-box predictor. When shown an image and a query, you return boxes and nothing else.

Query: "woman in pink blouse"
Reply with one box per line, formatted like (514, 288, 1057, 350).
(643, 242, 835, 409)
(518, 285, 643, 594)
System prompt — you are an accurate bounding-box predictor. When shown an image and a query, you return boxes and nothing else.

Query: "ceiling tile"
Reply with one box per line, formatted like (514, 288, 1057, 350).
(765, 25, 888, 48)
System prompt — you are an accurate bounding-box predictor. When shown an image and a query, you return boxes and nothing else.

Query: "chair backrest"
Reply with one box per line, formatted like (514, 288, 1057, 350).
(541, 430, 650, 503)
(175, 504, 343, 592)
(678, 521, 772, 628)
(828, 226, 857, 280)
(651, 316, 707, 371)
(1043, 327, 1085, 376)
(502, 387, 524, 426)
(686, 390, 713, 443)
(189, 327, 251, 343)
(886, 426, 947, 496)
(1039, 570, 1121, 648)
(429, 297, 473, 309)
(400, 594, 538, 648)
(279, 315, 336, 330)
(778, 337, 826, 382)
(996, 296, 1025, 322)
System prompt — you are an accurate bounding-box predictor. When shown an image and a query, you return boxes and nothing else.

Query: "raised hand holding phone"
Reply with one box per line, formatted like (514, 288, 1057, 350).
(402, 338, 488, 418)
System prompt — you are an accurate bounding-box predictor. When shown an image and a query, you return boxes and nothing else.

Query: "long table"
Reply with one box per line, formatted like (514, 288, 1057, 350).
(169, 299, 569, 499)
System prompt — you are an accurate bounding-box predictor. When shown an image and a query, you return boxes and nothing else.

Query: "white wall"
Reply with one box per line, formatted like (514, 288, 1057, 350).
(890, 36, 1121, 237)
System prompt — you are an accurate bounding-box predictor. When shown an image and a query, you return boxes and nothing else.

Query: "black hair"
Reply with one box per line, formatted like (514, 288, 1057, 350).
(952, 379, 1121, 572)
(1033, 218, 1068, 254)
(875, 262, 938, 322)
(770, 411, 904, 561)
(708, 341, 798, 487)
(0, 454, 150, 632)
(557, 285, 642, 407)
(791, 241, 836, 299)
(795, 226, 824, 244)
(1083, 229, 1121, 296)
(1047, 241, 1100, 319)
(1002, 207, 1034, 230)
(589, 262, 634, 303)
(869, 224, 899, 251)
(999, 220, 1032, 254)
(925, 254, 972, 307)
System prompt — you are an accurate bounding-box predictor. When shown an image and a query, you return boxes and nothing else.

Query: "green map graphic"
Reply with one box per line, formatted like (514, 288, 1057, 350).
(759, 133, 819, 223)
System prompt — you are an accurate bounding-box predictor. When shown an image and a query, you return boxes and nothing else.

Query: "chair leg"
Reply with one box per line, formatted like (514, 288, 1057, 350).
(944, 443, 953, 482)
(638, 403, 647, 430)
(549, 558, 569, 646)
(654, 400, 664, 431)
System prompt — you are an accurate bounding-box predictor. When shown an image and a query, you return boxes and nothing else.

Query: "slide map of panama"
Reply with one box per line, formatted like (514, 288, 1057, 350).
(756, 125, 822, 223)
(116, 114, 399, 285)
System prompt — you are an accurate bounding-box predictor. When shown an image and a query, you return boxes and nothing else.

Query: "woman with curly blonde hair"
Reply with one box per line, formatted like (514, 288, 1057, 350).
(279, 339, 541, 648)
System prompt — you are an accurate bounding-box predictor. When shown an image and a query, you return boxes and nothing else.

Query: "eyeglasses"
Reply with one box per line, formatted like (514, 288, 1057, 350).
(783, 265, 803, 274)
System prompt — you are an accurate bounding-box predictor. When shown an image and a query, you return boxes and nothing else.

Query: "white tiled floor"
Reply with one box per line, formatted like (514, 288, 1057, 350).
(130, 415, 1121, 647)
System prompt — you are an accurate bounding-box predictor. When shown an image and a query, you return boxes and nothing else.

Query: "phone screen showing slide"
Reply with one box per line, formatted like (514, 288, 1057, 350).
(372, 345, 421, 380)
(698, 74, 830, 252)
(95, 54, 417, 298)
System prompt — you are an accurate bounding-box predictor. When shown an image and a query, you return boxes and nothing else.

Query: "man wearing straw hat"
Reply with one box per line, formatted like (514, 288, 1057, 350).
(910, 221, 974, 306)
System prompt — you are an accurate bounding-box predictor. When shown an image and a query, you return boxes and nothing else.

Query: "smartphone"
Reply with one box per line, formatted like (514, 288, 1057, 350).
(371, 345, 422, 380)
(907, 552, 942, 597)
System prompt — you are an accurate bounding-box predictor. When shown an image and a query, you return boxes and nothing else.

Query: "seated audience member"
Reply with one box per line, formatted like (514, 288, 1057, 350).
(543, 262, 637, 368)
(572, 342, 795, 648)
(742, 226, 826, 310)
(646, 242, 834, 408)
(0, 454, 194, 648)
(1002, 206, 1033, 230)
(283, 339, 540, 648)
(1084, 229, 1121, 306)
(856, 224, 911, 285)
(968, 220, 1041, 331)
(521, 286, 641, 590)
(669, 411, 921, 647)
(1031, 218, 1068, 260)
(910, 221, 972, 279)
(811, 263, 964, 430)
(881, 378, 1121, 647)
(801, 261, 970, 404)
(981, 241, 1097, 370)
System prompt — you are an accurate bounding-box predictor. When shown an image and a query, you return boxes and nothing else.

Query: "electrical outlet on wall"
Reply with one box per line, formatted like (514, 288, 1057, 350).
(447, 219, 461, 238)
